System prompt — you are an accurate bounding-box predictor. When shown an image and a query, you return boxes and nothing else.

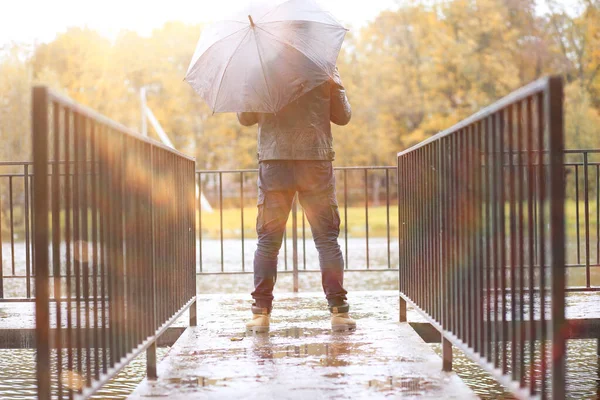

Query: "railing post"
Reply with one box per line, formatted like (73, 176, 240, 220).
(547, 76, 566, 400)
(147, 342, 157, 380)
(190, 299, 197, 326)
(32, 86, 51, 400)
(292, 193, 299, 293)
(442, 336, 453, 372)
(583, 151, 591, 288)
(399, 296, 407, 322)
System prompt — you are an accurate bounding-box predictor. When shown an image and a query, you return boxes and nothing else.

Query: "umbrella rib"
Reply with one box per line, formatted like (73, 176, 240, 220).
(212, 29, 252, 113)
(186, 25, 250, 79)
(252, 30, 276, 113)
(258, 19, 347, 30)
(255, 25, 332, 78)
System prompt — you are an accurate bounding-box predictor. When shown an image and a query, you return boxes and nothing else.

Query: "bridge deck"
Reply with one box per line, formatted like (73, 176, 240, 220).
(128, 291, 476, 399)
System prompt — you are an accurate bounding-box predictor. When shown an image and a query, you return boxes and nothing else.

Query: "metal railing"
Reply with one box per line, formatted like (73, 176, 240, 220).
(564, 149, 600, 288)
(1, 165, 398, 298)
(196, 167, 399, 277)
(397, 76, 567, 399)
(32, 86, 197, 399)
(5, 150, 600, 298)
(0, 161, 34, 298)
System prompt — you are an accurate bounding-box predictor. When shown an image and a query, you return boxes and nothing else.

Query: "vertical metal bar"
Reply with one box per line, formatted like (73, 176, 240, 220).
(364, 169, 369, 269)
(436, 139, 443, 325)
(91, 120, 100, 381)
(399, 296, 407, 322)
(537, 92, 548, 398)
(65, 109, 75, 398)
(427, 146, 432, 316)
(99, 125, 108, 374)
(451, 134, 458, 337)
(33, 86, 51, 400)
(467, 125, 476, 351)
(584, 152, 591, 287)
(52, 102, 64, 397)
(526, 97, 537, 396)
(24, 164, 31, 298)
(459, 129, 467, 342)
(490, 113, 500, 370)
(241, 172, 245, 272)
(475, 121, 484, 356)
(219, 172, 224, 272)
(284, 221, 288, 271)
(431, 145, 436, 318)
(132, 140, 140, 347)
(80, 117, 92, 388)
(302, 205, 306, 270)
(508, 104, 518, 381)
(189, 299, 197, 326)
(118, 133, 126, 361)
(439, 139, 447, 331)
(414, 150, 419, 307)
(198, 172, 203, 273)
(442, 336, 453, 372)
(9, 176, 14, 276)
(386, 168, 391, 269)
(422, 148, 428, 315)
(497, 109, 508, 375)
(397, 153, 404, 298)
(150, 145, 157, 341)
(576, 165, 581, 264)
(292, 194, 298, 293)
(73, 113, 83, 386)
(156, 150, 163, 327)
(517, 102, 526, 387)
(147, 342, 157, 380)
(435, 142, 441, 323)
(191, 162, 197, 308)
(344, 169, 348, 269)
(483, 118, 492, 362)
(30, 171, 35, 279)
(547, 76, 566, 400)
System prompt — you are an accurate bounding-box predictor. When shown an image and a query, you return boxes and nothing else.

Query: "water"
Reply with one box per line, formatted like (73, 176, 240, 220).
(0, 347, 169, 399)
(1, 239, 599, 398)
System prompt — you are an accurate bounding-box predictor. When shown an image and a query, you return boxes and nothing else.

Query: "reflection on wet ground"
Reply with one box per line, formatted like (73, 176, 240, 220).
(129, 291, 475, 399)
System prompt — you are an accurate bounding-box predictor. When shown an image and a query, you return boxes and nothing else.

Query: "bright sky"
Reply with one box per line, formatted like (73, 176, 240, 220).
(0, 0, 400, 45)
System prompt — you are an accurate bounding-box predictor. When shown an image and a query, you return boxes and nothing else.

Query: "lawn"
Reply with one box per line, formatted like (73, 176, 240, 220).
(198, 205, 399, 240)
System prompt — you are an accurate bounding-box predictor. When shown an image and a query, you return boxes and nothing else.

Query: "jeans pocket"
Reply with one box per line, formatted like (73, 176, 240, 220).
(257, 193, 287, 235)
(330, 204, 341, 231)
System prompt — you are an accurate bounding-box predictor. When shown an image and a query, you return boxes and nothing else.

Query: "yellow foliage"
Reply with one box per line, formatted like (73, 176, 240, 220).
(1, 0, 600, 168)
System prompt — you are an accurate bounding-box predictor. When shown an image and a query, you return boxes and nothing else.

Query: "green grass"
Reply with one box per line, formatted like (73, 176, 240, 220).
(0, 200, 596, 242)
(198, 205, 399, 240)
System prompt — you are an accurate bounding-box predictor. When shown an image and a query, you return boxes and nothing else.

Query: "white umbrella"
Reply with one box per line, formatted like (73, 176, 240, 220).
(185, 0, 347, 113)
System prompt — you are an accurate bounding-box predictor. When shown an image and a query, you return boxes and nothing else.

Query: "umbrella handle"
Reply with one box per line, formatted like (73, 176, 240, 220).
(248, 15, 255, 27)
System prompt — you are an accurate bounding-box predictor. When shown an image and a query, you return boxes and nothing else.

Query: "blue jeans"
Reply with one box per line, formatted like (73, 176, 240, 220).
(252, 160, 349, 313)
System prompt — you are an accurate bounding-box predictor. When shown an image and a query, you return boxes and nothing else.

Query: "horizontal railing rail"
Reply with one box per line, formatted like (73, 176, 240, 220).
(1, 164, 400, 297)
(32, 86, 197, 399)
(4, 147, 600, 297)
(397, 76, 566, 399)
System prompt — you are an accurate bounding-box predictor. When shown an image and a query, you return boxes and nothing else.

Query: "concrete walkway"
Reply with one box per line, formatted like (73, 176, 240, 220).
(129, 291, 476, 399)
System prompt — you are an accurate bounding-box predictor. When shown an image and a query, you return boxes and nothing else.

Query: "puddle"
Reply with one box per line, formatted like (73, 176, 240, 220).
(368, 376, 438, 394)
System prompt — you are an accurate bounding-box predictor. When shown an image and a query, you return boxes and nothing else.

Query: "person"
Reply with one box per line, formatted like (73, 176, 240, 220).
(238, 67, 356, 333)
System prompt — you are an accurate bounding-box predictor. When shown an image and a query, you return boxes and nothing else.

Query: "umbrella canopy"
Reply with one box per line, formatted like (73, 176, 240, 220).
(185, 0, 347, 114)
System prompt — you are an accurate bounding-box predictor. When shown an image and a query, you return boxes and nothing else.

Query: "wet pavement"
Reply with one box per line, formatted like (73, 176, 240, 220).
(129, 291, 476, 399)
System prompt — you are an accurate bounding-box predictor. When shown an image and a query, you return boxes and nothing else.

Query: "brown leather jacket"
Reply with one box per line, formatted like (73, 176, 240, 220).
(237, 74, 351, 161)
